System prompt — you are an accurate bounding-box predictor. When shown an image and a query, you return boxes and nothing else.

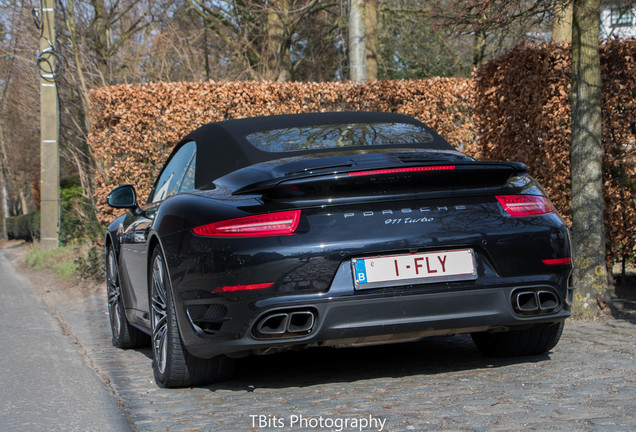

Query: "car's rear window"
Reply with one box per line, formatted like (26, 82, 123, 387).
(245, 122, 434, 152)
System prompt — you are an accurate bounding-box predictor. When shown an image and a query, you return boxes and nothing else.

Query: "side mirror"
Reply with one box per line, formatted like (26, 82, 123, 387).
(107, 185, 138, 209)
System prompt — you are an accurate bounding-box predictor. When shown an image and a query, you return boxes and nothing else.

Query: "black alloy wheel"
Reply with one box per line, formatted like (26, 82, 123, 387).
(150, 248, 234, 388)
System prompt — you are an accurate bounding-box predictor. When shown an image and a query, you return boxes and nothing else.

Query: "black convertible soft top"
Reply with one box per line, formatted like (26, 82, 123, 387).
(178, 112, 455, 187)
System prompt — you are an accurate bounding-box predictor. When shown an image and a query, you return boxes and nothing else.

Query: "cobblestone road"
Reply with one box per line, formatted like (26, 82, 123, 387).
(57, 295, 634, 432)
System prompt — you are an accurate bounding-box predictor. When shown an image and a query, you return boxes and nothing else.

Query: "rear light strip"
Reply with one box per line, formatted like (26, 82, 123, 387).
(213, 283, 274, 293)
(542, 258, 572, 266)
(347, 165, 455, 177)
(193, 210, 301, 238)
(496, 195, 554, 217)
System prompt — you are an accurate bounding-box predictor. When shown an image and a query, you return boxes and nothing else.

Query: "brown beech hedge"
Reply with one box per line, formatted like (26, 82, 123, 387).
(89, 40, 635, 266)
(89, 79, 475, 221)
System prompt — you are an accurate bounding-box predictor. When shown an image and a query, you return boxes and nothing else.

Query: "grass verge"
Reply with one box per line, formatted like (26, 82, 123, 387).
(26, 244, 80, 279)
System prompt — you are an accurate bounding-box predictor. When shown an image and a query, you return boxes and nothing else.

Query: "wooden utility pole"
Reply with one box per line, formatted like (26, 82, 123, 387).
(39, 0, 60, 250)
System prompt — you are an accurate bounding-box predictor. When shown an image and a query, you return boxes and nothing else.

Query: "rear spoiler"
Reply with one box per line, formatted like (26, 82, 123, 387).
(233, 162, 528, 197)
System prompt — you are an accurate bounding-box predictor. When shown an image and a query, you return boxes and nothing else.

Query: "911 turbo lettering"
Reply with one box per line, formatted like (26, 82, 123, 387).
(385, 217, 434, 225)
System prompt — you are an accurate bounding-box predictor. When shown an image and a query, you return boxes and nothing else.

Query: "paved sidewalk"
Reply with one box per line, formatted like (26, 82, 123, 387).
(0, 252, 133, 432)
(55, 292, 635, 432)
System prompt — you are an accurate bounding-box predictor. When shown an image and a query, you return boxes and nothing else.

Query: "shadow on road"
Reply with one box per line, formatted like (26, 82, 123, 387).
(199, 335, 551, 392)
(609, 273, 636, 323)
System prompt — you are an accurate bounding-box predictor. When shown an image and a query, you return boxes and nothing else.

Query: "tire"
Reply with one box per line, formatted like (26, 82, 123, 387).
(106, 246, 148, 348)
(471, 321, 565, 357)
(150, 248, 235, 388)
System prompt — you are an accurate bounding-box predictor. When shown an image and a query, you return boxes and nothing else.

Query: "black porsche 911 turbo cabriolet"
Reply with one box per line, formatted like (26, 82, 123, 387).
(105, 111, 573, 387)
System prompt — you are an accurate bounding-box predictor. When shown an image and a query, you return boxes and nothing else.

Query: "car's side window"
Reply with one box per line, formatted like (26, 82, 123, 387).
(177, 153, 196, 194)
(150, 141, 196, 203)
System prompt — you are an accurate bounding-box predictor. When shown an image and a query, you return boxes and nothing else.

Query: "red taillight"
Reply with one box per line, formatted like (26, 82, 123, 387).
(542, 258, 572, 266)
(347, 165, 455, 177)
(496, 195, 554, 217)
(213, 283, 274, 293)
(192, 210, 301, 237)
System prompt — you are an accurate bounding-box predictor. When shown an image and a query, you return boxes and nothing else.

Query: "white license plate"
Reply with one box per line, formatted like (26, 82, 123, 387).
(352, 249, 477, 290)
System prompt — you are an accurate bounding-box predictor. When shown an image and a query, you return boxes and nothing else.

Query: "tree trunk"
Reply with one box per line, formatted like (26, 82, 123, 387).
(92, 0, 111, 83)
(552, 2, 573, 43)
(0, 180, 5, 241)
(19, 189, 28, 215)
(202, 15, 210, 81)
(473, 28, 487, 67)
(349, 0, 367, 82)
(61, 0, 96, 204)
(265, 0, 291, 82)
(365, 0, 378, 82)
(64, 0, 92, 134)
(570, 0, 607, 317)
(0, 124, 7, 241)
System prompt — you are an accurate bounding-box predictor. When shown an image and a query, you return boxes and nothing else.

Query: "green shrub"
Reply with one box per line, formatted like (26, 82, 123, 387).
(6, 212, 40, 241)
(60, 178, 103, 245)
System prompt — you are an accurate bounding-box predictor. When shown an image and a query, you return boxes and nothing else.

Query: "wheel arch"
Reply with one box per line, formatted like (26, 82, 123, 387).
(146, 232, 162, 300)
(105, 229, 137, 316)
(105, 231, 115, 253)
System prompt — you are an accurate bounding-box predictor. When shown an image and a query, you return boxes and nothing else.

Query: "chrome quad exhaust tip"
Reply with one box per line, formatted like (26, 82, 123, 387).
(254, 309, 317, 338)
(512, 288, 561, 315)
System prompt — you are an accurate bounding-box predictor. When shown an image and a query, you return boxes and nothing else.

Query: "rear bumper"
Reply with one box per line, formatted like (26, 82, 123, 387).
(179, 262, 571, 359)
